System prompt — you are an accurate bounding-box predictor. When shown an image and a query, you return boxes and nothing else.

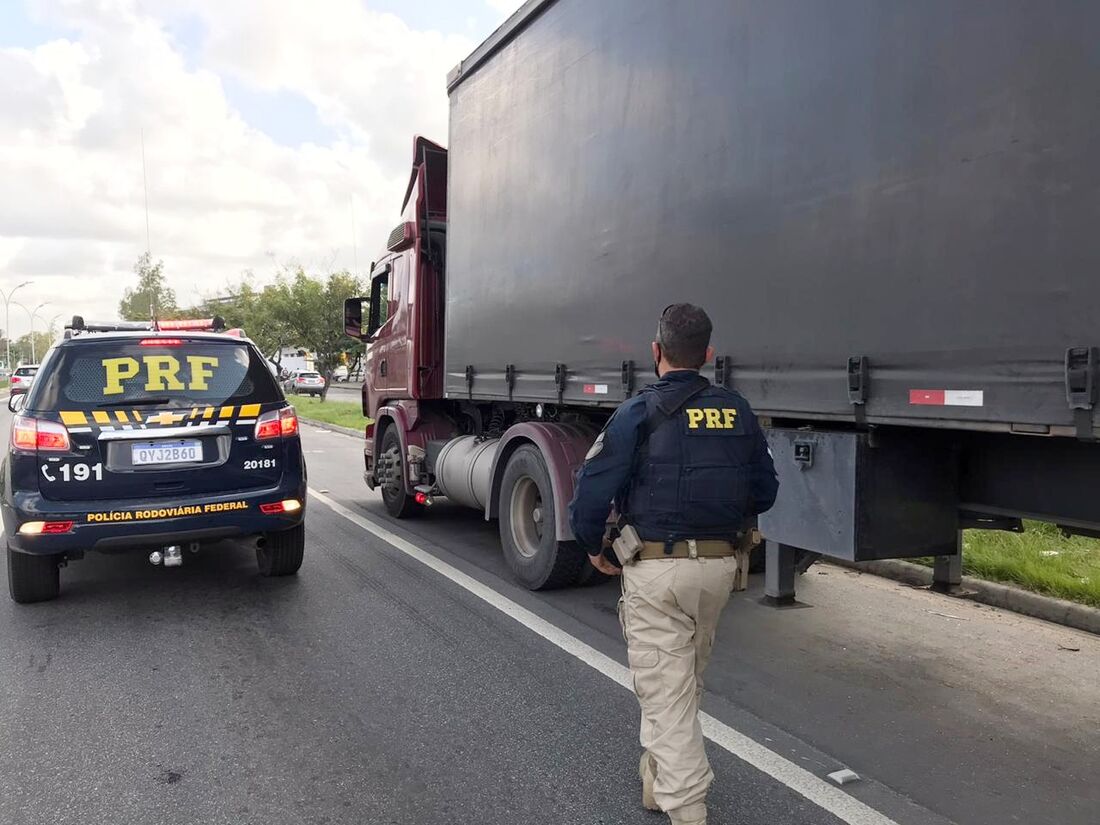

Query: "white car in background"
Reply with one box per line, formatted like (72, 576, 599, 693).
(284, 370, 326, 397)
(8, 365, 39, 396)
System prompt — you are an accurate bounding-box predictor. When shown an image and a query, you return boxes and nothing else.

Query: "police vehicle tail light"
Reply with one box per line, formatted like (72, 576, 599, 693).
(259, 499, 301, 515)
(19, 520, 74, 535)
(280, 407, 299, 437)
(11, 416, 70, 452)
(254, 407, 299, 440)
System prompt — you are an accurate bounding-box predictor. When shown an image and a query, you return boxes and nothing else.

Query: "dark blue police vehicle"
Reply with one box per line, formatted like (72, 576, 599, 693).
(2, 317, 307, 603)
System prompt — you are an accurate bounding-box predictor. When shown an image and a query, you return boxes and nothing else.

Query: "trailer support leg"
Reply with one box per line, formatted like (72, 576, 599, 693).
(763, 541, 798, 606)
(931, 533, 963, 594)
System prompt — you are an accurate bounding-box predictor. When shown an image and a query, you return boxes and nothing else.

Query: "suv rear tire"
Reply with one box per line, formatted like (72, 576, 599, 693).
(258, 524, 305, 576)
(8, 546, 61, 603)
(498, 445, 585, 590)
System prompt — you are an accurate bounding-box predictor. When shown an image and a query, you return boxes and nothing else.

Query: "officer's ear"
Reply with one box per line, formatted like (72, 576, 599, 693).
(704, 345, 715, 365)
(651, 341, 661, 363)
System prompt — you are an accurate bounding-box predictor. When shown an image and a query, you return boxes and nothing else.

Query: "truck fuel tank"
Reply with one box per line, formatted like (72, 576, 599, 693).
(434, 435, 501, 511)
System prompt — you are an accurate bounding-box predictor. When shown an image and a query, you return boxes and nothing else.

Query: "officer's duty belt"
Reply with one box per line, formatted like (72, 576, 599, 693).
(637, 540, 736, 561)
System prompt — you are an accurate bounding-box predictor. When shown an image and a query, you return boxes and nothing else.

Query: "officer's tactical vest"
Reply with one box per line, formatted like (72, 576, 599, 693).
(622, 374, 758, 543)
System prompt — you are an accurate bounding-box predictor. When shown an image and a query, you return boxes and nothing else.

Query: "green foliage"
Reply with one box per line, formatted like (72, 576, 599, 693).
(182, 267, 364, 401)
(291, 396, 368, 430)
(915, 520, 1100, 607)
(119, 253, 178, 321)
(257, 268, 364, 399)
(13, 330, 54, 364)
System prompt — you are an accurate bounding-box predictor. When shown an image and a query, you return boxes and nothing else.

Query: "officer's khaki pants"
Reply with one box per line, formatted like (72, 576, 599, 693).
(620, 556, 738, 824)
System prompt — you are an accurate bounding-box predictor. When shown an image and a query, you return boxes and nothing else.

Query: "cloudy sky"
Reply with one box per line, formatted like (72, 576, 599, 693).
(0, 0, 523, 337)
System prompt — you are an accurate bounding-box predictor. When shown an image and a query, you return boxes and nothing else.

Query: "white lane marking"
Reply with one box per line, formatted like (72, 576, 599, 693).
(308, 488, 899, 825)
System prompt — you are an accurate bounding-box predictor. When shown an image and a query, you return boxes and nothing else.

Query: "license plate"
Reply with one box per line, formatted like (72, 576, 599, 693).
(131, 439, 203, 466)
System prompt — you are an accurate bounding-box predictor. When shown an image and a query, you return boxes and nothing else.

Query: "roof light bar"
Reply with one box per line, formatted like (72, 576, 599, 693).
(156, 316, 226, 332)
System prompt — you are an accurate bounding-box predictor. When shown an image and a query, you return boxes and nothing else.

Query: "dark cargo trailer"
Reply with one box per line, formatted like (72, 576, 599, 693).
(345, 0, 1100, 597)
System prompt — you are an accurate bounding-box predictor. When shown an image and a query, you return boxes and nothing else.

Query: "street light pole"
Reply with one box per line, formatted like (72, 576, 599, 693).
(0, 281, 31, 371)
(13, 301, 49, 364)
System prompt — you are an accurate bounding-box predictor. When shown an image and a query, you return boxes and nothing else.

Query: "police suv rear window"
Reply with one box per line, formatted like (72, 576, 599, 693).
(30, 339, 281, 411)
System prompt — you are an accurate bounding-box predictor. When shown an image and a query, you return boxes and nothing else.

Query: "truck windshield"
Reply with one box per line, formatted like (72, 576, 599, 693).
(28, 339, 282, 411)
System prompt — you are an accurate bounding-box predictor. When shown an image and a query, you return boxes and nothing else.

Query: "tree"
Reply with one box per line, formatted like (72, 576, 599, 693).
(13, 330, 54, 365)
(178, 268, 363, 402)
(263, 269, 363, 401)
(119, 253, 177, 321)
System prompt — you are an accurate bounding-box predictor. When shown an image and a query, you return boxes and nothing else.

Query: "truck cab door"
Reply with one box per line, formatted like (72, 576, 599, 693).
(365, 259, 394, 400)
(386, 253, 411, 393)
(365, 252, 415, 401)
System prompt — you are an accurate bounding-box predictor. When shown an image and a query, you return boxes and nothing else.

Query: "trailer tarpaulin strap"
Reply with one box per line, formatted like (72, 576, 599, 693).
(847, 356, 868, 426)
(1065, 347, 1098, 440)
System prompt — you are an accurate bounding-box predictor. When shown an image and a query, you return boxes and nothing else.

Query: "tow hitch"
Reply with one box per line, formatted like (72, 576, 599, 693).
(149, 543, 198, 567)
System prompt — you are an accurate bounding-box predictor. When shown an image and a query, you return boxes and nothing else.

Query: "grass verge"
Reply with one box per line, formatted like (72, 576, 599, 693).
(915, 521, 1100, 608)
(289, 395, 368, 432)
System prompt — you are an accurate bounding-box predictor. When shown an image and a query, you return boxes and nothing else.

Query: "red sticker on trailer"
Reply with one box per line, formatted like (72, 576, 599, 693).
(583, 384, 609, 395)
(910, 389, 984, 407)
(910, 389, 946, 405)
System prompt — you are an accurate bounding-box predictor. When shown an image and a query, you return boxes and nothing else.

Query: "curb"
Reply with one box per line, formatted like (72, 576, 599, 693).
(298, 417, 363, 439)
(836, 558, 1100, 636)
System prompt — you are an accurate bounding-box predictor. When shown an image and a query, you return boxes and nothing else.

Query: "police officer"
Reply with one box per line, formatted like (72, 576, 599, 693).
(569, 304, 779, 825)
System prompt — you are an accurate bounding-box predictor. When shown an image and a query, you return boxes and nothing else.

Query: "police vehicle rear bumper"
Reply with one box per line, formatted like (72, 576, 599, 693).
(3, 480, 307, 556)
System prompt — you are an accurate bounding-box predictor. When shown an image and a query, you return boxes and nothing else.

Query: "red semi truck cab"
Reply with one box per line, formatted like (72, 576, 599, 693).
(358, 136, 448, 417)
(345, 138, 600, 591)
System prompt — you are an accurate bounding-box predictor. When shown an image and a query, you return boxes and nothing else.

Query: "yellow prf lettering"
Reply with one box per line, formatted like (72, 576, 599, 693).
(187, 355, 219, 391)
(143, 355, 185, 391)
(704, 408, 723, 429)
(686, 409, 705, 429)
(722, 408, 738, 429)
(103, 357, 140, 395)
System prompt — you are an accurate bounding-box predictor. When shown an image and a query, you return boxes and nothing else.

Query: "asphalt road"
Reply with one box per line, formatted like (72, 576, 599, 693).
(2, 414, 1098, 825)
(324, 383, 361, 404)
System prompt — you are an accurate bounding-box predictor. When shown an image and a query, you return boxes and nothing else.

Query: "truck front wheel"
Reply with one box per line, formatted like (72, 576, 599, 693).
(378, 426, 422, 519)
(8, 546, 61, 603)
(498, 445, 585, 590)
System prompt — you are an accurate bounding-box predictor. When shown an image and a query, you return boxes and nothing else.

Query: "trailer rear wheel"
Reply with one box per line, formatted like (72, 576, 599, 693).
(499, 445, 585, 590)
(379, 426, 422, 519)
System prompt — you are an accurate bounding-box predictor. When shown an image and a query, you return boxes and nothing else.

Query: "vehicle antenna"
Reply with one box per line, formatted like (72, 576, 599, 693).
(141, 128, 151, 257)
(351, 194, 359, 276)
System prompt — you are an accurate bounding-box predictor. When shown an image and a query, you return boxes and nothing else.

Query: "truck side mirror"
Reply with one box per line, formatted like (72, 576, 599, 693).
(344, 297, 366, 340)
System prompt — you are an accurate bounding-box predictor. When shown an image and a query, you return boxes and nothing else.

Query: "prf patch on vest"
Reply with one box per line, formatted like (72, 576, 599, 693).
(685, 407, 739, 431)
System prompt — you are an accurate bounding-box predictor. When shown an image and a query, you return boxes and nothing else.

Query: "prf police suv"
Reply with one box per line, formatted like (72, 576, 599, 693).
(1, 317, 307, 603)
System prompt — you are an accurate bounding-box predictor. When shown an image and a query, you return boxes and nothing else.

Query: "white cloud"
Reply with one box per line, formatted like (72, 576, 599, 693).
(485, 0, 524, 14)
(0, 0, 481, 333)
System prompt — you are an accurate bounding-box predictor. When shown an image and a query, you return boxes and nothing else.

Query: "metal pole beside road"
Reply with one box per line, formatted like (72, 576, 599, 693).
(13, 300, 49, 364)
(0, 280, 31, 371)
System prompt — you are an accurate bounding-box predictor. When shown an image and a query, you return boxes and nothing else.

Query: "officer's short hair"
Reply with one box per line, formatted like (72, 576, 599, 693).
(656, 303, 712, 369)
